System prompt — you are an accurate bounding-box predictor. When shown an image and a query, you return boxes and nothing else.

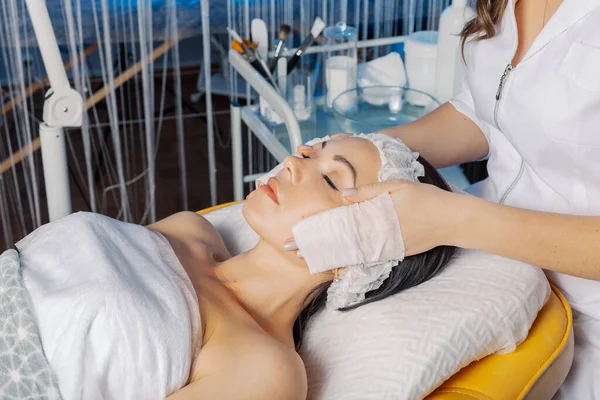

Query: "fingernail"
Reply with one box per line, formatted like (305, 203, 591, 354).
(296, 251, 304, 259)
(283, 240, 298, 251)
(299, 145, 313, 151)
(341, 188, 357, 197)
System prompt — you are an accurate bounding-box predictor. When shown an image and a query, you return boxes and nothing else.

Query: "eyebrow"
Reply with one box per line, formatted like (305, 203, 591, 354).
(333, 155, 357, 186)
(320, 141, 357, 185)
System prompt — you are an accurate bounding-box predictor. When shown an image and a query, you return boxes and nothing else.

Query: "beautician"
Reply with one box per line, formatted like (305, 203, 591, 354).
(290, 0, 600, 397)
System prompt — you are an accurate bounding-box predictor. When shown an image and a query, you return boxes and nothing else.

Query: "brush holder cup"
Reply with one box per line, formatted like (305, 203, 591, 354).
(259, 69, 314, 126)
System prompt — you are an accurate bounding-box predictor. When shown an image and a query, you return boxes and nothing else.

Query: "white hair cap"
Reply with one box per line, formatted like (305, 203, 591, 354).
(353, 133, 424, 183)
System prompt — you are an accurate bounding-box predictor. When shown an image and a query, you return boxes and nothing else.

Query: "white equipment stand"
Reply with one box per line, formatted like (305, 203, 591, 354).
(24, 0, 84, 221)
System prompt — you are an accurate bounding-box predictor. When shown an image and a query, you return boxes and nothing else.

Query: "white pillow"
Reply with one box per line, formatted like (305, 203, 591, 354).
(204, 203, 550, 400)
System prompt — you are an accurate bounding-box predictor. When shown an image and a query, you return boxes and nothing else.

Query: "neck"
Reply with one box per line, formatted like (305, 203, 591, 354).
(213, 239, 328, 346)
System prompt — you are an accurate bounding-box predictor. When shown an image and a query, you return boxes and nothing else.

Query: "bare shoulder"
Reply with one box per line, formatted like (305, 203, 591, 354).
(180, 331, 307, 400)
(148, 211, 230, 261)
(238, 338, 307, 400)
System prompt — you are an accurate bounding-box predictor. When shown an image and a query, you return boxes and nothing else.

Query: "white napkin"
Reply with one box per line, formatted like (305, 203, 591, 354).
(292, 193, 405, 274)
(358, 52, 407, 89)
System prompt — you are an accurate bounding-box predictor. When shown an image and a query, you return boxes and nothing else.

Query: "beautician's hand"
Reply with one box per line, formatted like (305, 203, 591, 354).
(342, 180, 468, 256)
(284, 180, 469, 272)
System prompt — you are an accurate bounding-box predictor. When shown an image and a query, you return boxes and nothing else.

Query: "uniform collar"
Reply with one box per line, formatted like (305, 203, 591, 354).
(507, 0, 600, 64)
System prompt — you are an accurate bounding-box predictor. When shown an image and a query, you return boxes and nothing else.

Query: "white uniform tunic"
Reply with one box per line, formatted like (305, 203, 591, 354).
(450, 0, 600, 397)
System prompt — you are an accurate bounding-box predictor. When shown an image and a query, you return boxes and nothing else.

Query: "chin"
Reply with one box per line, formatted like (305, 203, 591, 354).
(241, 199, 256, 228)
(242, 197, 272, 237)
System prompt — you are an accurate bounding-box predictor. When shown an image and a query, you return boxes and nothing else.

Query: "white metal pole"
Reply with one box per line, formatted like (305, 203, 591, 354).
(240, 107, 290, 161)
(229, 50, 303, 150)
(39, 124, 71, 221)
(201, 0, 218, 206)
(231, 103, 244, 201)
(24, 0, 70, 94)
(24, 0, 84, 221)
(271, 35, 407, 58)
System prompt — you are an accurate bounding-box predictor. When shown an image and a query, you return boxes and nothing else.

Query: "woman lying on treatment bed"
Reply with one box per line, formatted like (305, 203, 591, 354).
(14, 134, 456, 400)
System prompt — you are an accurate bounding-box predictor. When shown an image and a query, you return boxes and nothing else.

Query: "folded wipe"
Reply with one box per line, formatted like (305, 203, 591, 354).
(293, 193, 404, 273)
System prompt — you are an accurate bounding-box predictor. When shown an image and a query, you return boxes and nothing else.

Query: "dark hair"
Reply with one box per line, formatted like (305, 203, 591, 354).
(293, 156, 458, 350)
(460, 0, 509, 57)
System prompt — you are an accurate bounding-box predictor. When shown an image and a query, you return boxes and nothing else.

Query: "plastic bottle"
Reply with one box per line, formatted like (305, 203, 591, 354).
(435, 0, 476, 103)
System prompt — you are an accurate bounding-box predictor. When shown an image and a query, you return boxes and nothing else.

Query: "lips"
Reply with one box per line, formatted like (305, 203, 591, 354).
(259, 178, 279, 204)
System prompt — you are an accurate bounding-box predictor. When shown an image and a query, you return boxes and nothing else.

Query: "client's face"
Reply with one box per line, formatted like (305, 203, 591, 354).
(243, 137, 380, 248)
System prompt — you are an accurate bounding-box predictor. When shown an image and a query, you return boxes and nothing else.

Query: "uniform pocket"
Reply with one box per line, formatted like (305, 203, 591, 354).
(541, 41, 600, 146)
(559, 41, 600, 92)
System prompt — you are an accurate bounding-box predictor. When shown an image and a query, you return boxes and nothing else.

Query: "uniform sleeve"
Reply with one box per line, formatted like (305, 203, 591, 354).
(449, 76, 491, 161)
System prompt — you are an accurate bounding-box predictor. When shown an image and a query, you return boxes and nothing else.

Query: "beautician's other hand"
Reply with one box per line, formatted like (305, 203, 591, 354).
(342, 180, 468, 256)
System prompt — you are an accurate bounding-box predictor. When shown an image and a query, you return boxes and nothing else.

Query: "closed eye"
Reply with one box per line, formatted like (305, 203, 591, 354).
(301, 152, 337, 190)
(323, 174, 338, 191)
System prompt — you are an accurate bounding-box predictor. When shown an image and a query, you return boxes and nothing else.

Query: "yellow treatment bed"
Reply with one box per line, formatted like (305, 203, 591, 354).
(200, 202, 574, 399)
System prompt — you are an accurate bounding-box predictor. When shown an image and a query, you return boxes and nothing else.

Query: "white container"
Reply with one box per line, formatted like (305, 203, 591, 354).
(435, 0, 476, 103)
(322, 23, 358, 110)
(289, 70, 314, 121)
(326, 55, 358, 109)
(404, 31, 438, 106)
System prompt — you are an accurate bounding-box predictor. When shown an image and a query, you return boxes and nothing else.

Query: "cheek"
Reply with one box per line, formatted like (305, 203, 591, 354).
(242, 196, 296, 243)
(278, 188, 342, 235)
(243, 185, 343, 243)
(285, 191, 336, 219)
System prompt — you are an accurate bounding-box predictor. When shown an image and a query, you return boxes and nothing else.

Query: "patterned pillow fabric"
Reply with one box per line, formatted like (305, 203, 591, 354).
(0, 250, 62, 399)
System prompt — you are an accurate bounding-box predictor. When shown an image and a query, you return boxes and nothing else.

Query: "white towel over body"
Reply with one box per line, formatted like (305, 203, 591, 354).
(16, 212, 201, 400)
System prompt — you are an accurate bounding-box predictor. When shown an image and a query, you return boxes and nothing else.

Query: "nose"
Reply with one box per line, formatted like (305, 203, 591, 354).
(283, 155, 303, 184)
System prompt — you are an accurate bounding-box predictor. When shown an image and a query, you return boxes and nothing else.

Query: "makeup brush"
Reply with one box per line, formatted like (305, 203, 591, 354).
(231, 39, 245, 54)
(251, 18, 269, 60)
(250, 19, 280, 90)
(287, 17, 325, 74)
(227, 28, 265, 74)
(242, 38, 258, 50)
(270, 24, 291, 71)
(253, 48, 281, 94)
(228, 28, 281, 93)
